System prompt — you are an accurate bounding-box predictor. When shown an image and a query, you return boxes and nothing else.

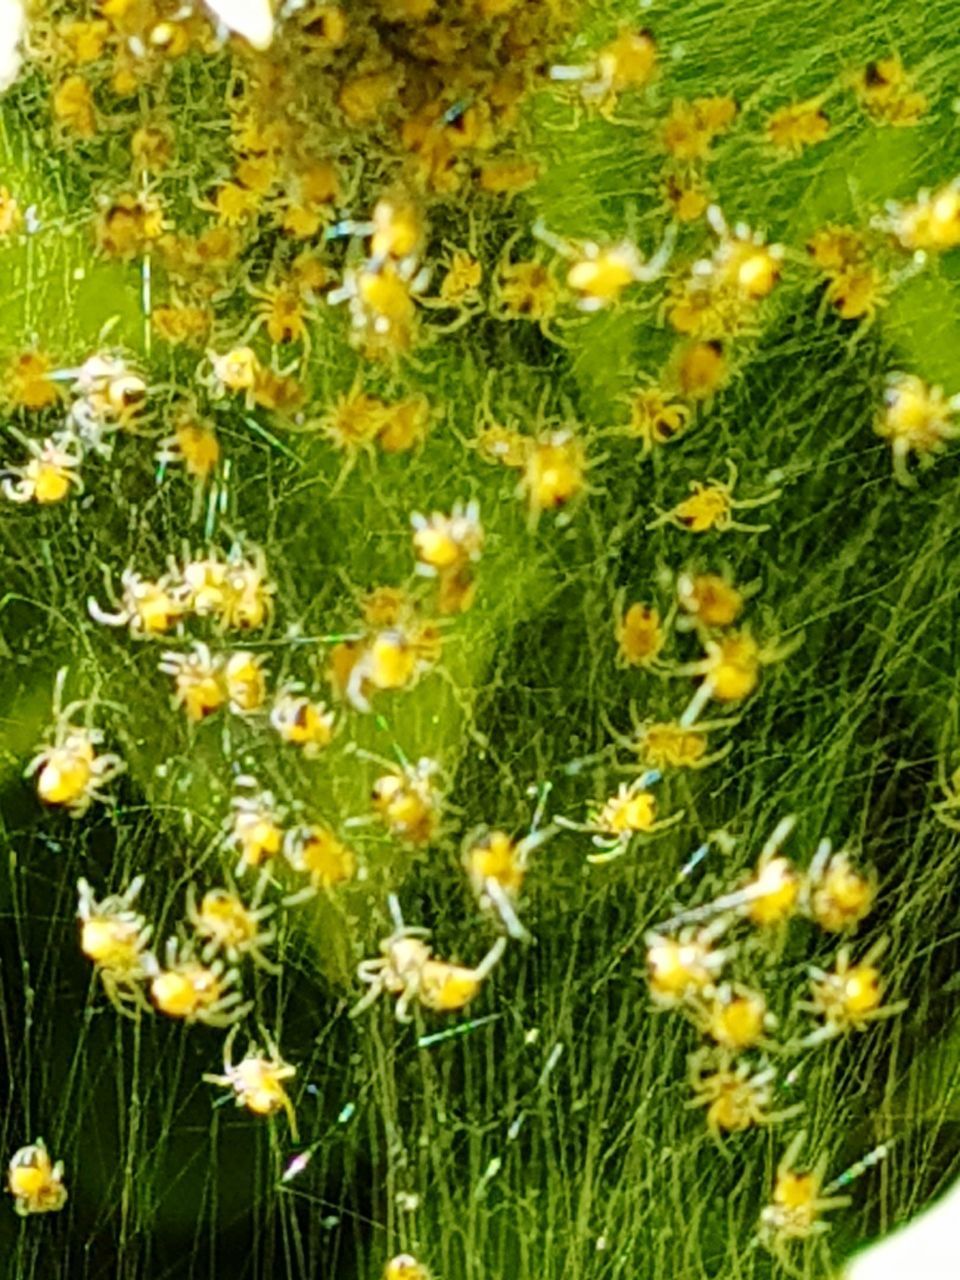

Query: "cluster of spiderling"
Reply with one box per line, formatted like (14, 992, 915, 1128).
(663, 205, 784, 350)
(469, 379, 592, 528)
(5, 1130, 429, 1280)
(74, 866, 302, 1125)
(7, 14, 953, 501)
(88, 541, 273, 636)
(642, 814, 900, 1254)
(14, 470, 549, 1231)
(86, 542, 340, 736)
(18, 656, 559, 1178)
(326, 501, 488, 713)
(10, 0, 586, 409)
(592, 562, 797, 795)
(3, 3, 956, 1268)
(536, 500, 901, 1258)
(31, 0, 576, 189)
(1, 349, 147, 502)
(759, 51, 927, 163)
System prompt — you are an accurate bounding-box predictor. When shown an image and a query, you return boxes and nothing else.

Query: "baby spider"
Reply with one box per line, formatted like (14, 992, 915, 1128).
(802, 940, 905, 1044)
(661, 95, 739, 162)
(806, 223, 870, 275)
(645, 919, 729, 1007)
(671, 338, 731, 402)
(370, 756, 443, 846)
(25, 669, 125, 817)
(77, 876, 153, 1014)
(874, 371, 960, 486)
(698, 979, 778, 1049)
(376, 394, 432, 455)
(155, 410, 220, 483)
(221, 545, 275, 631)
(851, 54, 927, 129)
(436, 563, 479, 616)
(704, 206, 785, 302)
(328, 258, 429, 358)
(345, 622, 441, 714)
(204, 347, 263, 405)
(176, 543, 275, 632)
(642, 719, 732, 769)
(418, 239, 484, 332)
(186, 880, 279, 973)
(549, 26, 657, 120)
(283, 824, 357, 904)
(88, 567, 185, 638)
(675, 629, 800, 727)
(739, 816, 801, 929)
(934, 753, 960, 831)
(3, 350, 61, 412)
(249, 363, 305, 415)
(614, 597, 670, 669)
(654, 815, 799, 933)
(270, 688, 336, 755)
(224, 778, 286, 877)
(688, 1052, 800, 1139)
(159, 643, 227, 721)
(204, 1025, 298, 1139)
(327, 195, 421, 270)
(676, 570, 745, 631)
(366, 194, 425, 269)
(477, 158, 541, 200)
(225, 651, 269, 715)
(558, 773, 683, 865)
(821, 261, 889, 326)
(147, 936, 251, 1028)
(411, 499, 484, 578)
(663, 267, 746, 342)
(1, 430, 83, 504)
(62, 353, 149, 456)
(880, 177, 960, 253)
(317, 381, 390, 463)
(759, 1133, 850, 1255)
(660, 169, 712, 225)
(766, 96, 830, 153)
(473, 422, 529, 470)
(803, 840, 875, 932)
(462, 824, 555, 940)
(171, 546, 229, 616)
(492, 241, 563, 342)
(532, 216, 676, 312)
(607, 706, 734, 772)
(648, 459, 781, 534)
(352, 896, 507, 1022)
(152, 302, 214, 349)
(7, 1140, 67, 1216)
(244, 277, 313, 349)
(518, 429, 588, 526)
(620, 382, 692, 454)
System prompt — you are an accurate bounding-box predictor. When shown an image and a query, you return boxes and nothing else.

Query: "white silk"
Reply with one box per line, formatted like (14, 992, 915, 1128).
(202, 0, 275, 50)
(0, 0, 26, 92)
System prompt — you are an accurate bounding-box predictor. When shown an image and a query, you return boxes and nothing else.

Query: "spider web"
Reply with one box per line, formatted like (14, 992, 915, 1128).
(1, 1, 960, 1278)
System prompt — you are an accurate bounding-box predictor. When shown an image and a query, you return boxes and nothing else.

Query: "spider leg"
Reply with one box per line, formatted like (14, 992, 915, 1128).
(483, 877, 531, 943)
(350, 978, 384, 1018)
(473, 936, 507, 981)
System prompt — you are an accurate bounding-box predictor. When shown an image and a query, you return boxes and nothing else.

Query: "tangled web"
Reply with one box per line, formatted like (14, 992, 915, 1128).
(2, 1, 960, 1277)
